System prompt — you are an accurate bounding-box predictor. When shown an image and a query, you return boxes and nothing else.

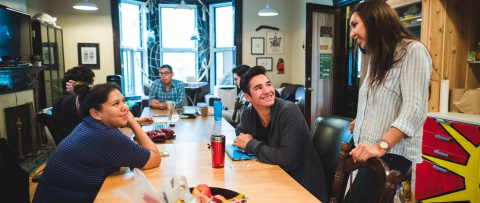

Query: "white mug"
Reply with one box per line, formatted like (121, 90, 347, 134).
(166, 101, 173, 110)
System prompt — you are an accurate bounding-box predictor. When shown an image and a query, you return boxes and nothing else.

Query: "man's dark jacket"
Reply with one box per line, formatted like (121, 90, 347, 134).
(236, 98, 328, 202)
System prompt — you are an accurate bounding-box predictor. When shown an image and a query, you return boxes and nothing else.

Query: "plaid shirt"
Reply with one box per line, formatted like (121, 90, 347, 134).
(149, 79, 185, 107)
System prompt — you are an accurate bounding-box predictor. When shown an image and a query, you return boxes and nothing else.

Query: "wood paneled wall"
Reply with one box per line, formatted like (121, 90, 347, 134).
(424, 0, 480, 112)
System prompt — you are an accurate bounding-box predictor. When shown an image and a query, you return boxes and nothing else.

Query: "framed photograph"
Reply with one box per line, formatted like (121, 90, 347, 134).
(251, 37, 264, 55)
(256, 57, 273, 71)
(77, 43, 100, 69)
(266, 31, 284, 55)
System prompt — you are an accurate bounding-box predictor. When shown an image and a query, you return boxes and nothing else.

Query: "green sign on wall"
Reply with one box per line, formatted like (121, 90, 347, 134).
(319, 53, 331, 79)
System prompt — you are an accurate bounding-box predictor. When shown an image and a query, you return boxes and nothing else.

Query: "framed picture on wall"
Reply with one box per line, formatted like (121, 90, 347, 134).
(266, 31, 283, 54)
(256, 57, 273, 71)
(251, 37, 264, 55)
(77, 43, 100, 69)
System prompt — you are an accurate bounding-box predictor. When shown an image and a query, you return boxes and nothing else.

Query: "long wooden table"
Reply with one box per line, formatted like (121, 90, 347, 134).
(95, 107, 321, 202)
(140, 107, 237, 143)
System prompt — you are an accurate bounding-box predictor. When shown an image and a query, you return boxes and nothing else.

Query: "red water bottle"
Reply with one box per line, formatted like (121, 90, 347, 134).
(210, 134, 225, 168)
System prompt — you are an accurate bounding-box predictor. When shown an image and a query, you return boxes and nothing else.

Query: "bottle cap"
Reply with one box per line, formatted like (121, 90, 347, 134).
(211, 134, 225, 142)
(214, 97, 221, 101)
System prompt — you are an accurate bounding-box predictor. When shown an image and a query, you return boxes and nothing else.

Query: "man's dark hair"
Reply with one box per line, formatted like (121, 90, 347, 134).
(76, 82, 121, 118)
(240, 66, 267, 95)
(62, 65, 95, 91)
(159, 64, 173, 73)
(232, 65, 250, 77)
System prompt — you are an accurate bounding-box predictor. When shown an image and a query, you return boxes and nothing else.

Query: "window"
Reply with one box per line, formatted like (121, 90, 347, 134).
(159, 5, 198, 82)
(120, 1, 148, 97)
(210, 3, 235, 88)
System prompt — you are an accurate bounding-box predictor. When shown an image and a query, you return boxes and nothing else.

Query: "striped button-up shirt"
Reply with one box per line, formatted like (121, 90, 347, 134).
(353, 41, 432, 163)
(149, 79, 185, 107)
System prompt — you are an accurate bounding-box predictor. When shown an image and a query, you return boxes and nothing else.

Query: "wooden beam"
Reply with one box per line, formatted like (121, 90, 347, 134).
(426, 0, 446, 112)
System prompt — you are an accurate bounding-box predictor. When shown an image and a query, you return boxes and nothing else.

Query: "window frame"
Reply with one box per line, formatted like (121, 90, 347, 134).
(209, 2, 235, 91)
(158, 3, 199, 81)
(120, 0, 148, 96)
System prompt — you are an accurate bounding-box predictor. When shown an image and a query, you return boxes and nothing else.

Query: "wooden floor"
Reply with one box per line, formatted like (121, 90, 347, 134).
(29, 163, 45, 202)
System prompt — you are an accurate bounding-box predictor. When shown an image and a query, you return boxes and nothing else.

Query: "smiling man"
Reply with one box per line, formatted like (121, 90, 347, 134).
(149, 64, 185, 109)
(233, 66, 328, 202)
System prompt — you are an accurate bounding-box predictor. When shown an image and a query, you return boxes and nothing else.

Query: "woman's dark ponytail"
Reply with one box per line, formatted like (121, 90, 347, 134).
(77, 83, 121, 118)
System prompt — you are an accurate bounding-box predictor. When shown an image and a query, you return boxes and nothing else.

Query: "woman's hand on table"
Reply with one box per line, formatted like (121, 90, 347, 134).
(349, 143, 386, 162)
(136, 116, 154, 125)
(233, 133, 253, 151)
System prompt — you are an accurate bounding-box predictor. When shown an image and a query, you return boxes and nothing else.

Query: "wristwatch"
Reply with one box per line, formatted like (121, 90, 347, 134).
(376, 139, 391, 152)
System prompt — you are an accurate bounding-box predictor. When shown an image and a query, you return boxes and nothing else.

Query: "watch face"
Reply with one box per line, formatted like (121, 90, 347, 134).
(380, 142, 388, 149)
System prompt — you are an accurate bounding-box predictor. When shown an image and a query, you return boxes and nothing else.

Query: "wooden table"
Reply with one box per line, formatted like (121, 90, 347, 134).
(95, 107, 321, 202)
(95, 142, 320, 202)
(140, 107, 237, 143)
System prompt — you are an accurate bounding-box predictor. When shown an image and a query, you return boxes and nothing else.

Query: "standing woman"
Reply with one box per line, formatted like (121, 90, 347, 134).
(33, 83, 161, 202)
(346, 0, 432, 202)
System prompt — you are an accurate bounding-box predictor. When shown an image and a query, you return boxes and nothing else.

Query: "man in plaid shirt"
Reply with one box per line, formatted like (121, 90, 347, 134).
(149, 64, 185, 109)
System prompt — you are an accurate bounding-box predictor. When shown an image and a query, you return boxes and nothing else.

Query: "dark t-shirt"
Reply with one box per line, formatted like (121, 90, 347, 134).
(255, 114, 271, 146)
(52, 93, 83, 137)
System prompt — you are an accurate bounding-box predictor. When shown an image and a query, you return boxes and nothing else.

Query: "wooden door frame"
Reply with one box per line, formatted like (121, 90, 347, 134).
(305, 3, 348, 127)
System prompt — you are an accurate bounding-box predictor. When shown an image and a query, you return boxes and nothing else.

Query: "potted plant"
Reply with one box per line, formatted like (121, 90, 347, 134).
(29, 54, 43, 67)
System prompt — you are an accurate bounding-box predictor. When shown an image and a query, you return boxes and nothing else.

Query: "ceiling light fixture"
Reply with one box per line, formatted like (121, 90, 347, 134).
(174, 0, 192, 10)
(73, 0, 98, 10)
(258, 0, 278, 16)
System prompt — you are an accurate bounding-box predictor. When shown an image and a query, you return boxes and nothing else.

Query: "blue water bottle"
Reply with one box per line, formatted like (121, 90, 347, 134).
(213, 97, 222, 121)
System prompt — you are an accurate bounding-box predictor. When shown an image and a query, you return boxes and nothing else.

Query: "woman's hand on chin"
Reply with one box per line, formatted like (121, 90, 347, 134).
(125, 112, 137, 128)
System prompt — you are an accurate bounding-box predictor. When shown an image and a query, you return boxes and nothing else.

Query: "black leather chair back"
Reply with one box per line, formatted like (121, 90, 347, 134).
(185, 87, 201, 106)
(311, 115, 353, 199)
(0, 138, 30, 202)
(36, 108, 65, 146)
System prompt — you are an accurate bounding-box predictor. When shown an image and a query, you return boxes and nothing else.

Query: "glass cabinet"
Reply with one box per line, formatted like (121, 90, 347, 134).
(31, 21, 65, 108)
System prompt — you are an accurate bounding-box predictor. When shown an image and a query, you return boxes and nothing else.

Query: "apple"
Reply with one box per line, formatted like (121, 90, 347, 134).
(195, 194, 209, 203)
(213, 195, 227, 201)
(192, 184, 212, 197)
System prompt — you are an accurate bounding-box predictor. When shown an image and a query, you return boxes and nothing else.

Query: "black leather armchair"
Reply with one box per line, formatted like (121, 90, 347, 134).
(311, 115, 353, 199)
(279, 83, 305, 114)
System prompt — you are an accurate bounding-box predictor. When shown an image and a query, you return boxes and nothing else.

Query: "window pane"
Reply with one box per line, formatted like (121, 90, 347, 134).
(162, 52, 196, 82)
(215, 50, 233, 85)
(215, 6, 233, 48)
(122, 50, 133, 95)
(120, 3, 141, 47)
(215, 52, 223, 84)
(161, 8, 196, 48)
(134, 52, 144, 94)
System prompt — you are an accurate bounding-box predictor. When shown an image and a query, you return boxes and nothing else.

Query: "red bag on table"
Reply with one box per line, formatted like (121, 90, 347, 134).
(137, 129, 176, 143)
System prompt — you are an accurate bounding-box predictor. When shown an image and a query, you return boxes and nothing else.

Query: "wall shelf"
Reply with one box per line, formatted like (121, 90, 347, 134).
(405, 24, 421, 28)
(400, 16, 422, 22)
(468, 61, 480, 64)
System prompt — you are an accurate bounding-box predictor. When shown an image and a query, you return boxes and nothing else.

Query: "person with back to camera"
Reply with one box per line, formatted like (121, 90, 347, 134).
(222, 65, 250, 125)
(53, 65, 153, 138)
(345, 0, 432, 202)
(33, 83, 161, 202)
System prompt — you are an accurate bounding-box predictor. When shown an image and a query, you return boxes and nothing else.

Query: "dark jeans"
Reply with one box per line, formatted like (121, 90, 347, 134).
(343, 153, 412, 203)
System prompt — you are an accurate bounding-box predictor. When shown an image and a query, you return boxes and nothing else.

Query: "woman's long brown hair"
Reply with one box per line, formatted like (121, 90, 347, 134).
(351, 0, 418, 92)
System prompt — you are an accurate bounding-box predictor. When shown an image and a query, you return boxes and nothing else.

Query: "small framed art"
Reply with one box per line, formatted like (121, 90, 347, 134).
(256, 57, 273, 71)
(251, 37, 264, 55)
(77, 43, 100, 69)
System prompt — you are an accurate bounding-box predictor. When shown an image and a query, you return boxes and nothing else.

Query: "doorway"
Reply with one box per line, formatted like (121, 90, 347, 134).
(305, 3, 359, 127)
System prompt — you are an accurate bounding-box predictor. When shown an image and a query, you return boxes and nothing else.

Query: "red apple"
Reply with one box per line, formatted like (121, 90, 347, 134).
(192, 184, 212, 197)
(195, 194, 209, 203)
(213, 195, 227, 201)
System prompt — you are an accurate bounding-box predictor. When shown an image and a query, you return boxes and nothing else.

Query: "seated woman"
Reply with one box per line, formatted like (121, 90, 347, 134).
(33, 83, 161, 203)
